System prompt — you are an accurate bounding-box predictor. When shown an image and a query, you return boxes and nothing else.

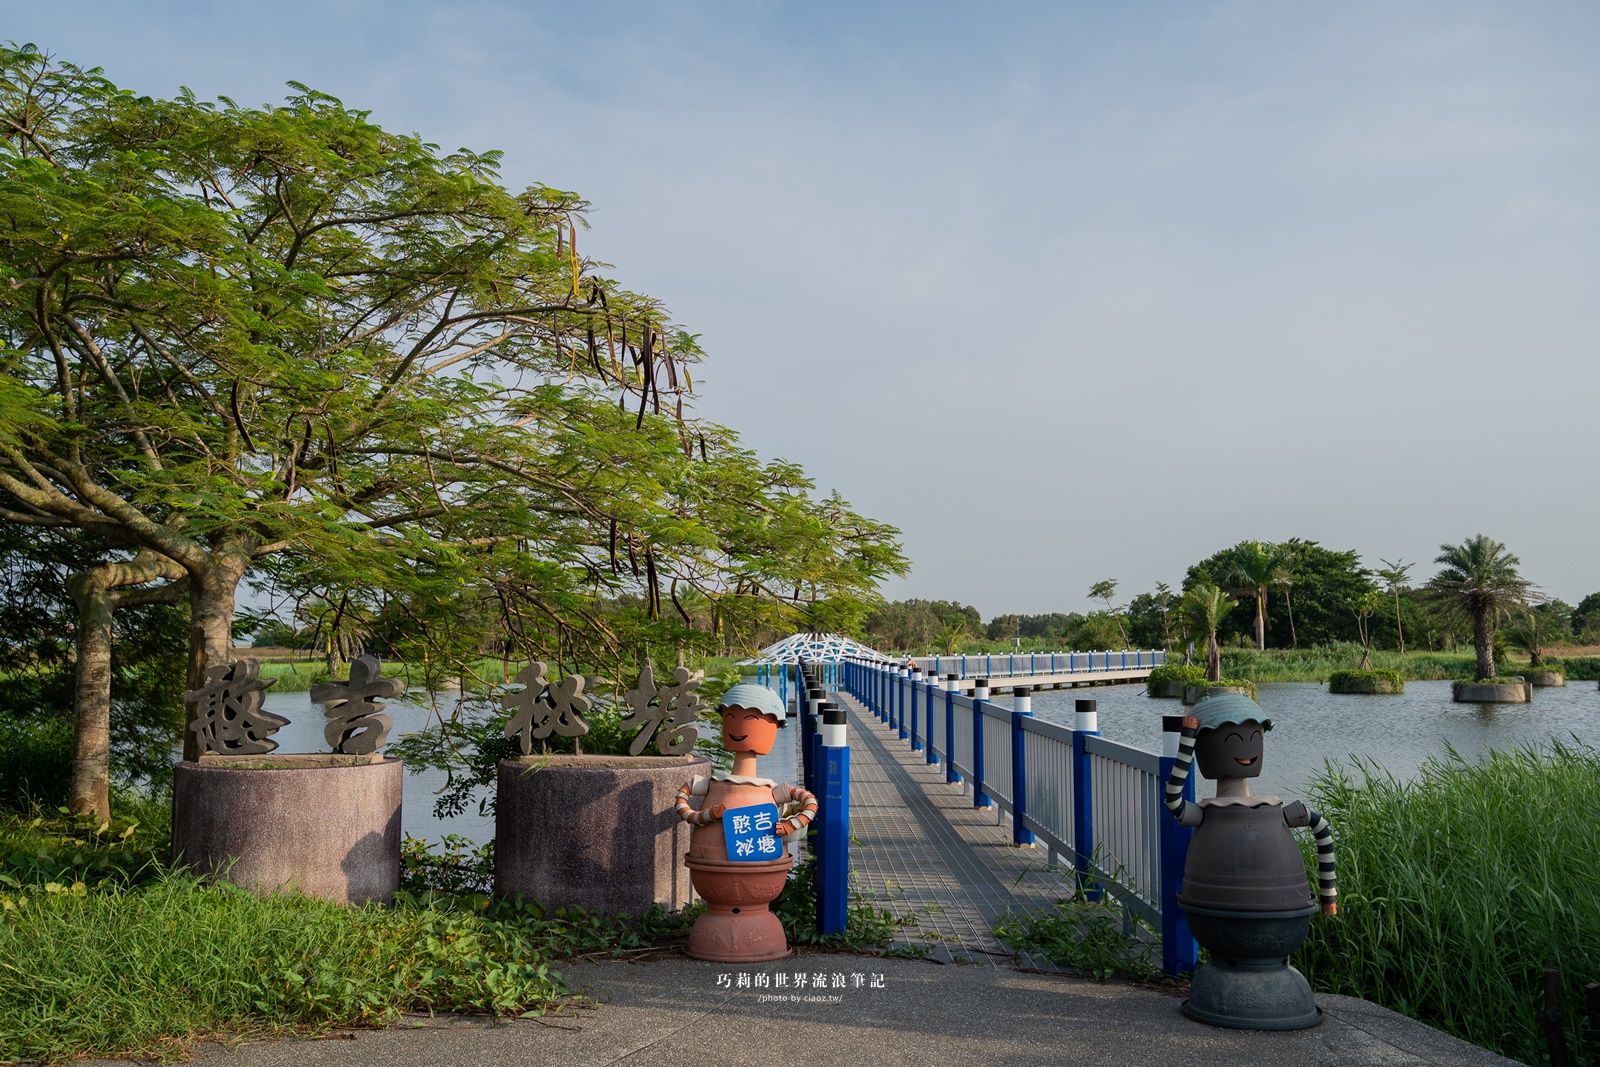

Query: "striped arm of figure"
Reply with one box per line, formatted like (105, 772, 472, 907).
(1284, 800, 1338, 914)
(772, 783, 818, 835)
(1164, 721, 1204, 826)
(674, 778, 721, 826)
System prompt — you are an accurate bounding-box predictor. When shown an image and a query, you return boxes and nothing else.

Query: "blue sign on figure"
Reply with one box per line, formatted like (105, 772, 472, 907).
(723, 803, 783, 862)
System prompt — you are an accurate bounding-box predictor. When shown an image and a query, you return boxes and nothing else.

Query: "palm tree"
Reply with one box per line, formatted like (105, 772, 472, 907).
(1351, 590, 1383, 669)
(937, 621, 968, 656)
(1376, 558, 1413, 654)
(1425, 535, 1534, 681)
(1182, 583, 1236, 683)
(1224, 541, 1288, 651)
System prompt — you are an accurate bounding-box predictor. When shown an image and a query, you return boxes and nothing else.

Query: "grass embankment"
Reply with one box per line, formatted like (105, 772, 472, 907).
(1219, 644, 1600, 683)
(1299, 744, 1600, 1064)
(256, 655, 746, 695)
(1, 803, 909, 1062)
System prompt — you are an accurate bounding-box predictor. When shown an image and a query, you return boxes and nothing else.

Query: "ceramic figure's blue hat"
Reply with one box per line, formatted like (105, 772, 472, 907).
(1191, 692, 1274, 732)
(717, 683, 788, 725)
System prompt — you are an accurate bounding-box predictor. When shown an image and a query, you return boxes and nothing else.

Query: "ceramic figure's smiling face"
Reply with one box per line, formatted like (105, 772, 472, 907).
(720, 706, 780, 756)
(1194, 720, 1267, 780)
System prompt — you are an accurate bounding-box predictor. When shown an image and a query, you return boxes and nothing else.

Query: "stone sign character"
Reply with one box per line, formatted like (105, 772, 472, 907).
(621, 664, 705, 756)
(184, 658, 285, 755)
(502, 661, 590, 754)
(310, 654, 404, 755)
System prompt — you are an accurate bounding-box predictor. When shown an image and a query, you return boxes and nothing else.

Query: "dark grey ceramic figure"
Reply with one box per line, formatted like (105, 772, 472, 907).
(1164, 693, 1338, 1030)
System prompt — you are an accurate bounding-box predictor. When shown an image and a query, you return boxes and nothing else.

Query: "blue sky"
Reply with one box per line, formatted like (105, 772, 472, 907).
(10, 2, 1600, 614)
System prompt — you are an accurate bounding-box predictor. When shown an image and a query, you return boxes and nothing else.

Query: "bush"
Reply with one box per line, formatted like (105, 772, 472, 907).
(0, 719, 72, 809)
(1326, 669, 1404, 694)
(1297, 744, 1600, 1064)
(1146, 664, 1207, 688)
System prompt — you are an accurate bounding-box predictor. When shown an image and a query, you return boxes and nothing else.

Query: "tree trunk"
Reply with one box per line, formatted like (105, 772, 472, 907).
(183, 551, 251, 761)
(67, 552, 187, 820)
(1393, 591, 1405, 654)
(1473, 603, 1495, 681)
(1286, 587, 1297, 649)
(1255, 591, 1266, 650)
(1207, 632, 1222, 682)
(68, 578, 115, 822)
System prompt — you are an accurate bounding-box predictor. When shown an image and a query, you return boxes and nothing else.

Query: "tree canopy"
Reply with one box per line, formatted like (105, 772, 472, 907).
(0, 47, 904, 803)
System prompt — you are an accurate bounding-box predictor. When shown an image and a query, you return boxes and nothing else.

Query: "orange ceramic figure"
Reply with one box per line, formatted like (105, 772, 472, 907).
(675, 683, 817, 961)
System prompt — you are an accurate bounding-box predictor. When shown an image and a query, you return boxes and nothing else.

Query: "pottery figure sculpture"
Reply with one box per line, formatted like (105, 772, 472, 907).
(675, 682, 816, 962)
(1164, 693, 1338, 1030)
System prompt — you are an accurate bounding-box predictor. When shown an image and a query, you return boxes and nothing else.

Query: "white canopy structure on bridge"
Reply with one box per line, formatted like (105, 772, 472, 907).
(740, 632, 891, 666)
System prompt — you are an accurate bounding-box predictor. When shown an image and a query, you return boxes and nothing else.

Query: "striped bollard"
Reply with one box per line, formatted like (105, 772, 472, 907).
(1011, 686, 1034, 847)
(971, 679, 992, 808)
(1072, 698, 1100, 900)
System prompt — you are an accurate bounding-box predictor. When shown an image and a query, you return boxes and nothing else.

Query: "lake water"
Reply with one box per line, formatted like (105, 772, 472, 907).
(1028, 680, 1600, 801)
(260, 691, 804, 848)
(261, 679, 1596, 843)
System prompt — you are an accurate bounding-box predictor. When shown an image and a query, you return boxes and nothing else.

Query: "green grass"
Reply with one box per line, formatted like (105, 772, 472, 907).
(0, 873, 572, 1063)
(993, 893, 1159, 982)
(1297, 743, 1600, 1065)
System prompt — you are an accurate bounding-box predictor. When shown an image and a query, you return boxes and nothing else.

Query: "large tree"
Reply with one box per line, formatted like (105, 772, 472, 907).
(1425, 535, 1534, 681)
(0, 49, 903, 781)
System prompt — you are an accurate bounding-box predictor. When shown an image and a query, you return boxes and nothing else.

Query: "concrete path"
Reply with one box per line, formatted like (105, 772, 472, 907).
(116, 956, 1515, 1067)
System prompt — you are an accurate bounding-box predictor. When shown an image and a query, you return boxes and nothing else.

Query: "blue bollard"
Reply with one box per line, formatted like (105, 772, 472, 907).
(944, 675, 960, 782)
(816, 702, 851, 936)
(1011, 686, 1034, 846)
(972, 679, 992, 807)
(1072, 698, 1100, 900)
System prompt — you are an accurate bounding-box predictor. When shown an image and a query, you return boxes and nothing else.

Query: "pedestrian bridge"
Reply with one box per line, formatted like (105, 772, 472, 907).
(780, 647, 1199, 977)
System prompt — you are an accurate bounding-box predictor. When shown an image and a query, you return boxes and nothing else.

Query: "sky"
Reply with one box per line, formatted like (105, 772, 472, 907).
(9, 1, 1599, 616)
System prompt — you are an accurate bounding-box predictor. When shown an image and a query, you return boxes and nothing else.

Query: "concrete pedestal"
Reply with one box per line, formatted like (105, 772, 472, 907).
(1452, 681, 1531, 704)
(1527, 670, 1565, 687)
(1184, 685, 1253, 705)
(495, 754, 708, 915)
(171, 754, 402, 905)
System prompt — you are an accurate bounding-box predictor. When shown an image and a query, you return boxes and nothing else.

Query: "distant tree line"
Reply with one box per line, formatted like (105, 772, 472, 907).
(866, 537, 1600, 659)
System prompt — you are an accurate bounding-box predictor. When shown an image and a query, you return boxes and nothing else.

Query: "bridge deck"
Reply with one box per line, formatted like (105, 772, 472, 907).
(838, 691, 1076, 967)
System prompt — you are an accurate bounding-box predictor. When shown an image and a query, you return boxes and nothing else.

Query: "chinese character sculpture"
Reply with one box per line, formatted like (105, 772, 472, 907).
(1164, 693, 1339, 1030)
(185, 658, 285, 755)
(674, 683, 817, 962)
(621, 664, 705, 756)
(502, 662, 591, 754)
(310, 655, 404, 755)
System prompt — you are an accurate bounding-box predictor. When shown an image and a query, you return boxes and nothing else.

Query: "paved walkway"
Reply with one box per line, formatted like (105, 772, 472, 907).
(116, 957, 1516, 1067)
(840, 692, 1079, 965)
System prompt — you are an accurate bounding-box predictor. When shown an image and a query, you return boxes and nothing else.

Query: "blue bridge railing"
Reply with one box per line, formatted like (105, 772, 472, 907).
(839, 655, 1198, 977)
(906, 649, 1166, 681)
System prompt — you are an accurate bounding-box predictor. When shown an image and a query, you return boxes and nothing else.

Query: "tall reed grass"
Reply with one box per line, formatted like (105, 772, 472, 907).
(1297, 743, 1600, 1065)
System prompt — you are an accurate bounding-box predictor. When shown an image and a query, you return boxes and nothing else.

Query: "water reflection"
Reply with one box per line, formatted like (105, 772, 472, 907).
(256, 691, 804, 847)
